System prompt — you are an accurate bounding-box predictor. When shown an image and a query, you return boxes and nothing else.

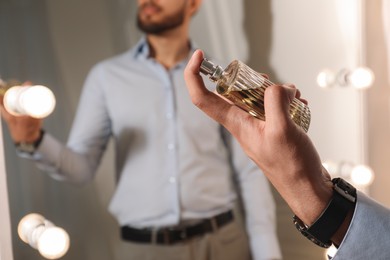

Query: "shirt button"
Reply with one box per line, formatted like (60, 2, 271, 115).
(169, 177, 176, 183)
(167, 143, 175, 150)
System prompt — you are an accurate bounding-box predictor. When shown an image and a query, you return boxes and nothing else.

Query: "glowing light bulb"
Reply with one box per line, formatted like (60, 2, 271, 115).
(316, 69, 335, 88)
(3, 85, 56, 118)
(18, 213, 70, 259)
(317, 67, 375, 89)
(351, 164, 374, 186)
(38, 227, 70, 259)
(348, 67, 375, 89)
(17, 213, 46, 245)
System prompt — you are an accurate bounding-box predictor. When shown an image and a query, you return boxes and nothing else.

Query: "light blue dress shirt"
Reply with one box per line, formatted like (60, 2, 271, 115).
(33, 38, 281, 259)
(332, 191, 390, 259)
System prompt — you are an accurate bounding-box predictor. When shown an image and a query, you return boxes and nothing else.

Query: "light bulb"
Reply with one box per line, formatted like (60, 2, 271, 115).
(317, 67, 375, 89)
(348, 67, 375, 89)
(18, 213, 70, 259)
(316, 69, 335, 88)
(37, 227, 70, 260)
(18, 213, 46, 245)
(351, 164, 374, 186)
(3, 85, 56, 118)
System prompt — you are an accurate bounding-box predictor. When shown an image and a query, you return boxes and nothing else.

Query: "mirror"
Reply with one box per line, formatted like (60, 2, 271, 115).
(1, 0, 379, 259)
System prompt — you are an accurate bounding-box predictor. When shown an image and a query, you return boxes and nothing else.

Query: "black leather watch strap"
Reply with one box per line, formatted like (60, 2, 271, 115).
(293, 178, 357, 248)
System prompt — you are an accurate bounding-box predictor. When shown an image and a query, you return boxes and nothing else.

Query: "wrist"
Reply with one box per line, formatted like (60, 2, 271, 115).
(286, 178, 333, 225)
(12, 128, 42, 143)
(14, 129, 45, 154)
(293, 178, 357, 248)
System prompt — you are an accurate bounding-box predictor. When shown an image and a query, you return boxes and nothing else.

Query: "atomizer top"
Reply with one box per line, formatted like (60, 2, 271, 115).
(199, 59, 224, 82)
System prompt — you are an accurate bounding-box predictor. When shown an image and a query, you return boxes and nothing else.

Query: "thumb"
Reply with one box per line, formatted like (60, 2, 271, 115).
(184, 49, 234, 126)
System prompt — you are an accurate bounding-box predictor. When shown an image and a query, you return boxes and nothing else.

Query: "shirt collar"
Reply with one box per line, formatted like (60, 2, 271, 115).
(129, 37, 148, 59)
(131, 36, 198, 67)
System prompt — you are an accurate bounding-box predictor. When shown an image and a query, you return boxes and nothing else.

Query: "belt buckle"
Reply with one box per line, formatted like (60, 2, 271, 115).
(165, 226, 187, 244)
(210, 216, 218, 231)
(179, 228, 187, 240)
(152, 228, 170, 244)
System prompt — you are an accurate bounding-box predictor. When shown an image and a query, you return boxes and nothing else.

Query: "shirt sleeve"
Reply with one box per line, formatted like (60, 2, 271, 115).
(31, 64, 111, 184)
(223, 128, 282, 260)
(333, 191, 390, 259)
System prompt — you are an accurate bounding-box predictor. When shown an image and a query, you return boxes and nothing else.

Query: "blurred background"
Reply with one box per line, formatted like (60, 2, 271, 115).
(0, 0, 389, 259)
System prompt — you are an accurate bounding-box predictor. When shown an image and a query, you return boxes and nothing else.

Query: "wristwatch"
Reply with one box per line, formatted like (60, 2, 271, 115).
(15, 129, 45, 155)
(293, 178, 357, 248)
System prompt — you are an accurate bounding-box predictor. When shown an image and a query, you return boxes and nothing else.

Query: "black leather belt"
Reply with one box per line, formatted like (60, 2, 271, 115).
(121, 210, 234, 245)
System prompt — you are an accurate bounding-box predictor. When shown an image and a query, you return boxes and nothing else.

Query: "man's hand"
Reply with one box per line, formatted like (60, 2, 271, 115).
(184, 49, 333, 227)
(0, 83, 42, 143)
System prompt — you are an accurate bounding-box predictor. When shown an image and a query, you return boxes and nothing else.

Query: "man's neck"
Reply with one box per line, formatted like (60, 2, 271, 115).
(146, 28, 191, 70)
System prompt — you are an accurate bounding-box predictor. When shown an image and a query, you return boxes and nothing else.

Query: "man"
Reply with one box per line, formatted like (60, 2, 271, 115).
(0, 1, 281, 259)
(184, 49, 390, 259)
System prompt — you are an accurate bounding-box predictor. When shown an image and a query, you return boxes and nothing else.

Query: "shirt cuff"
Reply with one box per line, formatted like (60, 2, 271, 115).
(333, 191, 390, 259)
(249, 231, 282, 260)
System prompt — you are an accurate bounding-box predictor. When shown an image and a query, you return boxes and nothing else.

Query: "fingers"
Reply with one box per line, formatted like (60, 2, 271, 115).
(264, 84, 297, 131)
(260, 73, 269, 79)
(282, 83, 308, 105)
(184, 49, 209, 103)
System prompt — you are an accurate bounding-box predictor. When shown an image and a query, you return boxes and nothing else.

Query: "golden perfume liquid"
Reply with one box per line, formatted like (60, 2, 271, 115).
(200, 59, 311, 132)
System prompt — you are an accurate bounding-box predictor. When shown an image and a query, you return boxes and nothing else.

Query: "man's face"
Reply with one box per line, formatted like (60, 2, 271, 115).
(137, 0, 189, 35)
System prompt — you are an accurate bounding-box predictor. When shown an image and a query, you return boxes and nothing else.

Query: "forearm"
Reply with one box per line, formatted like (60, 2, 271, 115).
(33, 133, 97, 184)
(277, 175, 334, 227)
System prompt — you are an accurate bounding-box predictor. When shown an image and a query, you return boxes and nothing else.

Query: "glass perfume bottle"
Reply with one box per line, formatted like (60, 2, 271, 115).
(199, 59, 311, 132)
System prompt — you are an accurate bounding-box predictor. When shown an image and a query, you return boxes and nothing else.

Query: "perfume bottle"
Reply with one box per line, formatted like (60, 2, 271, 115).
(199, 59, 311, 132)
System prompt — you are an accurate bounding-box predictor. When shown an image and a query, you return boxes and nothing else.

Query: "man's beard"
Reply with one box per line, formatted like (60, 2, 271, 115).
(137, 3, 186, 35)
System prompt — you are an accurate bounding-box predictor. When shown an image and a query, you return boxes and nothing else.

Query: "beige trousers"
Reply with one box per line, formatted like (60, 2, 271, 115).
(115, 221, 252, 260)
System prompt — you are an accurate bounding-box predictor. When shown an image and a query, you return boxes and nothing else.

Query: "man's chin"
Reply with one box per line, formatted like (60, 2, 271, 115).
(136, 13, 184, 35)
